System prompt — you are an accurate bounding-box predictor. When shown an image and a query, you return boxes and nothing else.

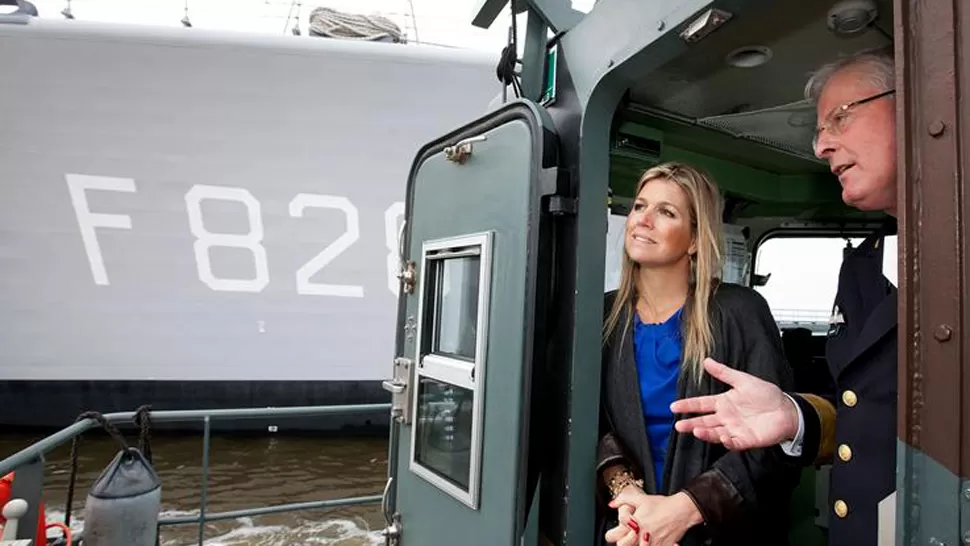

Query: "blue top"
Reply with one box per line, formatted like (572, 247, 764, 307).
(632, 307, 683, 491)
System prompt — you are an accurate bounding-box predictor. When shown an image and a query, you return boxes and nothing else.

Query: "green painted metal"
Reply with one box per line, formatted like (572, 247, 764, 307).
(522, 0, 584, 33)
(896, 441, 962, 546)
(557, 0, 715, 111)
(471, 0, 579, 32)
(961, 479, 970, 546)
(787, 467, 827, 546)
(563, 94, 617, 545)
(8, 457, 44, 543)
(471, 0, 518, 29)
(393, 100, 558, 546)
(558, 2, 730, 543)
(521, 9, 548, 102)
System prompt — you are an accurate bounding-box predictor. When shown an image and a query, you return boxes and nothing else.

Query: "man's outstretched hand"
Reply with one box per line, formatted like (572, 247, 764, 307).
(670, 358, 800, 451)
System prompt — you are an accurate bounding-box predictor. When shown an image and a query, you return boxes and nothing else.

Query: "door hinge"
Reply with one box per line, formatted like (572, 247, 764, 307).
(397, 261, 416, 294)
(539, 167, 574, 215)
(382, 357, 414, 425)
(546, 196, 577, 216)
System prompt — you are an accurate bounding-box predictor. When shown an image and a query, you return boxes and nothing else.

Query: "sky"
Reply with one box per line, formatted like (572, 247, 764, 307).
(18, 0, 596, 51)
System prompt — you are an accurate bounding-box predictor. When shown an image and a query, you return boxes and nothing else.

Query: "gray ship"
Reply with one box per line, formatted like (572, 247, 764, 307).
(0, 14, 500, 431)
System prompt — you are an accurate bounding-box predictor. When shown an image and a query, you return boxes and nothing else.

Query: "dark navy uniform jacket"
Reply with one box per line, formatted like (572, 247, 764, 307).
(788, 223, 898, 546)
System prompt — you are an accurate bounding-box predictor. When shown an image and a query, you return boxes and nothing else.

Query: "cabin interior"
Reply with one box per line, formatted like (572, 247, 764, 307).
(595, 0, 895, 543)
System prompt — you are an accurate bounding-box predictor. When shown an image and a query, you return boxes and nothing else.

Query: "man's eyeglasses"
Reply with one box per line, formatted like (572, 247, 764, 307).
(812, 89, 896, 149)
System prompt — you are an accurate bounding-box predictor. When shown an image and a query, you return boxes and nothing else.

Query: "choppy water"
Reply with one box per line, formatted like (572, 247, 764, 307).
(1, 433, 389, 545)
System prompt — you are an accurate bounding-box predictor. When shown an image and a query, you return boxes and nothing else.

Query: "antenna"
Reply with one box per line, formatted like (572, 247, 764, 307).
(284, 0, 301, 35)
(61, 0, 73, 19)
(405, 0, 418, 43)
(181, 0, 191, 27)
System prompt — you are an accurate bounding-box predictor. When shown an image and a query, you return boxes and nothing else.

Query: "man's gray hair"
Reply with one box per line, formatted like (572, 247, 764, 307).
(804, 45, 895, 103)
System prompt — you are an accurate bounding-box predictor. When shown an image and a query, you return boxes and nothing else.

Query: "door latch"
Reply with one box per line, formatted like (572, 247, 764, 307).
(444, 135, 487, 164)
(382, 357, 414, 425)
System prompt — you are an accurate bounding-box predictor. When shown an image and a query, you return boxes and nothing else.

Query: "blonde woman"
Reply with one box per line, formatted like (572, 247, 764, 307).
(597, 162, 799, 546)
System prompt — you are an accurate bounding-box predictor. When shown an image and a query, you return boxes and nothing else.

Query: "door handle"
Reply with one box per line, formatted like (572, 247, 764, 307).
(382, 380, 405, 394)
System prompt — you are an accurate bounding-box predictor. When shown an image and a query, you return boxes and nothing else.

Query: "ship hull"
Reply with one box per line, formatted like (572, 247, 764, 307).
(0, 19, 499, 431)
(0, 379, 389, 433)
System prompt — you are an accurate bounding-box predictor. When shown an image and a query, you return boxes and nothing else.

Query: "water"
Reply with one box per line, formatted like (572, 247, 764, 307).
(1, 433, 390, 545)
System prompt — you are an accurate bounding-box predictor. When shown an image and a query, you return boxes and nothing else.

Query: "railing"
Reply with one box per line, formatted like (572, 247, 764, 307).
(771, 308, 831, 323)
(771, 308, 831, 334)
(0, 403, 392, 545)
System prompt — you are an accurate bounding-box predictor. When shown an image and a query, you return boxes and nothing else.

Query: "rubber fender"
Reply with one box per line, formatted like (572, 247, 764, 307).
(81, 448, 161, 546)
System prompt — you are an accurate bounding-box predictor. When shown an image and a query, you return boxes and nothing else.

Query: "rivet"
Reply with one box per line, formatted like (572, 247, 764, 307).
(657, 20, 665, 30)
(929, 538, 946, 546)
(929, 120, 946, 137)
(934, 325, 953, 342)
(962, 530, 970, 544)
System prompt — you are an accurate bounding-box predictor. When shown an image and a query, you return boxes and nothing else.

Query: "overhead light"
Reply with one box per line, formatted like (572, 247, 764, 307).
(827, 0, 878, 37)
(680, 8, 733, 44)
(726, 46, 772, 68)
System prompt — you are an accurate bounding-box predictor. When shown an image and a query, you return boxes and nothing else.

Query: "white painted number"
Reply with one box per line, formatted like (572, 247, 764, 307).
(69, 174, 406, 298)
(289, 194, 364, 298)
(385, 202, 406, 296)
(185, 185, 270, 293)
(66, 174, 137, 286)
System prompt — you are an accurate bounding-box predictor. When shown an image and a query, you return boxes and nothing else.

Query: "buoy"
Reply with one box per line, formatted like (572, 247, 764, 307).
(81, 447, 161, 546)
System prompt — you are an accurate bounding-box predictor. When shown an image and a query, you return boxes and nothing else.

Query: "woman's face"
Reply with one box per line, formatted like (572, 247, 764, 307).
(625, 177, 696, 269)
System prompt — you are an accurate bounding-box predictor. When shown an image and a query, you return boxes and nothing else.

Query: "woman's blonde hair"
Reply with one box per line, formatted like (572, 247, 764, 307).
(603, 162, 725, 385)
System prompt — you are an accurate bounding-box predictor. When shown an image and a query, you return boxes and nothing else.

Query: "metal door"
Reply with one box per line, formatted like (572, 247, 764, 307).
(381, 100, 565, 546)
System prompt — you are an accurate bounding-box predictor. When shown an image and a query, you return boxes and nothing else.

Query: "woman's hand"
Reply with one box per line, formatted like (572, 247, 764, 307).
(603, 501, 639, 546)
(604, 486, 704, 546)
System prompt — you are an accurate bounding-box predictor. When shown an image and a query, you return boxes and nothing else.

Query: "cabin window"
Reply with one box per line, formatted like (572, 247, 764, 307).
(410, 232, 492, 509)
(428, 255, 480, 360)
(754, 232, 898, 322)
(753, 234, 864, 332)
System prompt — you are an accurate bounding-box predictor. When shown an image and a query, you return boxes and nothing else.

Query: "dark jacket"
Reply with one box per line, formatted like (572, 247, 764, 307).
(596, 282, 801, 546)
(787, 226, 897, 546)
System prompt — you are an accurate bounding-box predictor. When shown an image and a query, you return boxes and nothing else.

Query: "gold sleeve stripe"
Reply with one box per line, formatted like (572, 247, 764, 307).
(800, 393, 837, 464)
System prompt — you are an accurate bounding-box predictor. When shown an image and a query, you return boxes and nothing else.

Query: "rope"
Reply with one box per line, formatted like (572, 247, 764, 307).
(133, 405, 154, 464)
(307, 7, 404, 43)
(495, 0, 522, 99)
(63, 411, 133, 528)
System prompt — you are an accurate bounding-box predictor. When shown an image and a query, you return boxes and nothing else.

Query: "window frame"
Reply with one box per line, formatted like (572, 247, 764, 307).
(409, 231, 494, 509)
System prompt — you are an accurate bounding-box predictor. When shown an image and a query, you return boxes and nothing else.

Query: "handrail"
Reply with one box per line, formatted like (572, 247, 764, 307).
(0, 403, 392, 545)
(0, 403, 391, 476)
(157, 494, 384, 525)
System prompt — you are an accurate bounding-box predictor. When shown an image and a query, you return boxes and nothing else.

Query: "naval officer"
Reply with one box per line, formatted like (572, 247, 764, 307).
(669, 45, 899, 546)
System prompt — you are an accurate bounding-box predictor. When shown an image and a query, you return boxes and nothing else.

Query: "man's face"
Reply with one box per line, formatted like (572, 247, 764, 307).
(812, 66, 897, 215)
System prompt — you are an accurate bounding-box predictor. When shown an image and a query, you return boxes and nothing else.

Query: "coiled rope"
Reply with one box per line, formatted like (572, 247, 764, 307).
(308, 7, 404, 43)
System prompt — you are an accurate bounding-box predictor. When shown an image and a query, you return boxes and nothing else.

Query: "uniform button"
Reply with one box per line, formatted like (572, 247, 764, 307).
(842, 390, 858, 407)
(834, 500, 848, 518)
(838, 444, 852, 462)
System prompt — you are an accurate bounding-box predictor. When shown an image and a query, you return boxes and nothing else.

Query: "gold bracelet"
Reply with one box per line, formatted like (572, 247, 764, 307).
(607, 468, 644, 499)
